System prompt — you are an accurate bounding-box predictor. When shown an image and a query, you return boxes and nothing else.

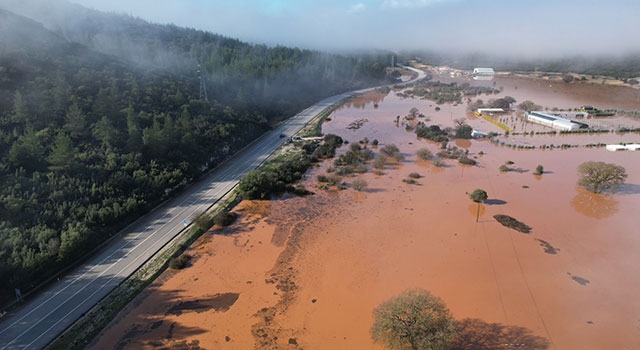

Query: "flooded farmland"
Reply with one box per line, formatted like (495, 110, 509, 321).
(92, 74, 640, 349)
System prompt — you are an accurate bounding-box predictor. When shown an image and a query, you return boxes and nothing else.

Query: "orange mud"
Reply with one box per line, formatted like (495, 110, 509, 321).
(92, 76, 640, 349)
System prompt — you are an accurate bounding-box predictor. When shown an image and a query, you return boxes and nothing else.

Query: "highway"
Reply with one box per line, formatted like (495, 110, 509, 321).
(0, 66, 425, 349)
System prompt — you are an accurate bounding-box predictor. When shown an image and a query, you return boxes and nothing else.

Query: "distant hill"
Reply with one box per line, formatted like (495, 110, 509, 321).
(0, 2, 393, 306)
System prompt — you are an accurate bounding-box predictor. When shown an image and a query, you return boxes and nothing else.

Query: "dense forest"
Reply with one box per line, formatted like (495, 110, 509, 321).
(0, 3, 394, 305)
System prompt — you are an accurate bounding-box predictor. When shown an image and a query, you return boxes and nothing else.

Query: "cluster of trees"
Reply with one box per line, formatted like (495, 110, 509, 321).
(468, 96, 517, 112)
(402, 81, 499, 104)
(415, 124, 448, 143)
(0, 8, 391, 304)
(237, 152, 311, 199)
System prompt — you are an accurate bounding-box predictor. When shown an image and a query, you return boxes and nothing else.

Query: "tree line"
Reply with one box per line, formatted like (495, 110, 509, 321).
(0, 7, 393, 305)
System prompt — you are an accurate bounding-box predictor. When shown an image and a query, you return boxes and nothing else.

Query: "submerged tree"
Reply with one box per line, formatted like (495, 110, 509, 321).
(371, 288, 459, 350)
(469, 189, 488, 203)
(577, 161, 627, 193)
(470, 189, 488, 223)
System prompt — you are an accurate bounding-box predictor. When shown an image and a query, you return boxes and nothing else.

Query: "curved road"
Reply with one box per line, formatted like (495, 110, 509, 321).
(0, 66, 425, 349)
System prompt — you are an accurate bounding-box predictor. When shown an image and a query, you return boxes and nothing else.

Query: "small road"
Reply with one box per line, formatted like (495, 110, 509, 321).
(0, 66, 425, 350)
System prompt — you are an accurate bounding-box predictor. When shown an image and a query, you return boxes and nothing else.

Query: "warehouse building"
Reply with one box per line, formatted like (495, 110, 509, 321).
(472, 68, 495, 75)
(525, 111, 583, 131)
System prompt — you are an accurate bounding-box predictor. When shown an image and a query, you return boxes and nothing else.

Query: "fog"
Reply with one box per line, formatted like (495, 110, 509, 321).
(62, 0, 639, 58)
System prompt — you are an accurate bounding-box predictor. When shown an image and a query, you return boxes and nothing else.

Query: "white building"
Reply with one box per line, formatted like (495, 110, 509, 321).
(606, 144, 640, 152)
(525, 111, 580, 131)
(472, 68, 495, 75)
(477, 108, 505, 115)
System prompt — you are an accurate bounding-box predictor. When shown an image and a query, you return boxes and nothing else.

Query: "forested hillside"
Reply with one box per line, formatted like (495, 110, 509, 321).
(0, 4, 393, 305)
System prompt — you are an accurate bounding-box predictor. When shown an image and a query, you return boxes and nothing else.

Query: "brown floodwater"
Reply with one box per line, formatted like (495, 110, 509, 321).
(91, 74, 640, 349)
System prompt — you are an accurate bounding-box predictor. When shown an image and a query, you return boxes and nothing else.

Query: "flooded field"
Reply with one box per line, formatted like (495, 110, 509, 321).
(92, 74, 640, 349)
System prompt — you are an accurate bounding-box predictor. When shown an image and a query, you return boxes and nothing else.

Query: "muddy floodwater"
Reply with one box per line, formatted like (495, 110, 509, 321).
(92, 74, 640, 349)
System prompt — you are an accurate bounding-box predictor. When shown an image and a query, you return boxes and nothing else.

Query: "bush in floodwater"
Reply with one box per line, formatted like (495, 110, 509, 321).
(432, 159, 446, 167)
(458, 156, 477, 165)
(534, 165, 544, 175)
(494, 214, 531, 234)
(327, 175, 342, 186)
(416, 148, 433, 160)
(352, 178, 368, 191)
(381, 144, 401, 158)
(361, 148, 375, 161)
(373, 156, 387, 169)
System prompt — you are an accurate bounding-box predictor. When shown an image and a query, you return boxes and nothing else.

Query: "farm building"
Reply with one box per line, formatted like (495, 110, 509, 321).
(552, 111, 588, 119)
(473, 68, 495, 75)
(525, 111, 583, 131)
(477, 108, 505, 115)
(471, 130, 487, 138)
(606, 144, 640, 152)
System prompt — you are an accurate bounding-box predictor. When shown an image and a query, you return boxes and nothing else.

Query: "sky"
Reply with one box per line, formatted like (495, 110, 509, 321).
(69, 0, 639, 57)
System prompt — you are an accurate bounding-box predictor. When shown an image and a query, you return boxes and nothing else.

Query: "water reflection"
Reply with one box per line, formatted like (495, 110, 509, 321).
(468, 203, 486, 220)
(570, 188, 619, 219)
(455, 139, 471, 149)
(339, 91, 387, 110)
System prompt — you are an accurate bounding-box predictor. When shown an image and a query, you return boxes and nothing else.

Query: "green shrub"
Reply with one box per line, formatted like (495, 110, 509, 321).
(354, 164, 368, 174)
(192, 212, 214, 232)
(373, 156, 387, 169)
(494, 214, 531, 234)
(317, 174, 329, 182)
(380, 144, 404, 161)
(499, 165, 510, 172)
(416, 148, 433, 160)
(361, 148, 375, 161)
(469, 189, 488, 203)
(214, 211, 239, 227)
(352, 178, 368, 191)
(372, 139, 379, 146)
(327, 175, 342, 185)
(432, 159, 446, 167)
(408, 172, 421, 179)
(415, 124, 448, 143)
(534, 165, 544, 175)
(169, 254, 192, 270)
(336, 166, 354, 176)
(458, 156, 477, 165)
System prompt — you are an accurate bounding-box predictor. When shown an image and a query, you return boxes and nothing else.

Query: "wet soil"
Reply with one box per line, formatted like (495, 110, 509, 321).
(91, 74, 640, 349)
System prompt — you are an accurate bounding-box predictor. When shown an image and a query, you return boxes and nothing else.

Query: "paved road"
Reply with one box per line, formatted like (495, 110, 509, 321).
(0, 67, 425, 349)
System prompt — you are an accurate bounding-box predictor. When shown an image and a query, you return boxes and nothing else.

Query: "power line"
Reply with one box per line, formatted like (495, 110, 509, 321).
(197, 64, 208, 101)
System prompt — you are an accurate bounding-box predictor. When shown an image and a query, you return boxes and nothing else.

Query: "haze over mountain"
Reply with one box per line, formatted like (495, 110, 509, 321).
(51, 0, 640, 57)
(0, 1, 393, 306)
